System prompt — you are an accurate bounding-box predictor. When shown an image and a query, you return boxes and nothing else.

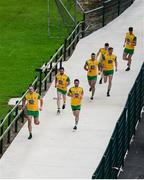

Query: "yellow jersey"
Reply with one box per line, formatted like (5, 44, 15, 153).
(68, 87, 84, 106)
(102, 54, 117, 71)
(99, 48, 108, 62)
(25, 92, 40, 111)
(125, 32, 137, 50)
(56, 73, 70, 91)
(86, 59, 99, 76)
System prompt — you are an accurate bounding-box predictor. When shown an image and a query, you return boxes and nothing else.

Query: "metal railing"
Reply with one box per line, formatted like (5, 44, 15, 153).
(82, 0, 135, 35)
(92, 63, 144, 179)
(0, 77, 38, 155)
(0, 21, 85, 157)
(35, 21, 85, 96)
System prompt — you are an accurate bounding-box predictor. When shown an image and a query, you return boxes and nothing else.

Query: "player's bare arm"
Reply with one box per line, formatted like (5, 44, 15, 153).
(84, 62, 88, 71)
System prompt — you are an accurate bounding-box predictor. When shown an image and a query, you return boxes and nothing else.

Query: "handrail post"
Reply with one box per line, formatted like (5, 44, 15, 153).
(55, 55, 58, 76)
(64, 39, 67, 61)
(118, 0, 120, 15)
(77, 24, 80, 43)
(15, 101, 19, 133)
(34, 76, 38, 91)
(102, 0, 105, 27)
(49, 62, 53, 83)
(0, 119, 4, 154)
(35, 68, 43, 95)
(72, 32, 75, 50)
(44, 69, 48, 91)
(7, 112, 11, 143)
(82, 14, 85, 38)
(68, 37, 71, 57)
(39, 69, 43, 95)
(60, 47, 63, 68)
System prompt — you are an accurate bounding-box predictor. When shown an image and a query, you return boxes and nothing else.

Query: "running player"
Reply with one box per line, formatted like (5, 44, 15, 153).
(102, 47, 117, 97)
(67, 79, 84, 131)
(22, 86, 43, 139)
(96, 43, 109, 84)
(55, 67, 70, 114)
(84, 53, 98, 100)
(123, 27, 137, 71)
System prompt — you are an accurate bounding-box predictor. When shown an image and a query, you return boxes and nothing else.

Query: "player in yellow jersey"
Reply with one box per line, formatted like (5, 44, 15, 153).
(22, 86, 43, 139)
(102, 47, 117, 97)
(123, 27, 137, 71)
(84, 53, 98, 100)
(55, 67, 70, 114)
(67, 79, 84, 131)
(96, 43, 109, 84)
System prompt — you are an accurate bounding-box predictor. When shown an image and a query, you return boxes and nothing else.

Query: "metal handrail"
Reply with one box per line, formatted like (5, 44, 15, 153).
(0, 77, 38, 129)
(39, 44, 64, 72)
(67, 21, 83, 41)
(41, 54, 64, 84)
(92, 62, 144, 179)
(66, 31, 82, 51)
(0, 15, 85, 157)
(38, 21, 84, 74)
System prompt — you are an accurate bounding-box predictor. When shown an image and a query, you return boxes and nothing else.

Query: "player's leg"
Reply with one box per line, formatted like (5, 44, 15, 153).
(34, 116, 40, 125)
(126, 53, 133, 71)
(107, 75, 113, 97)
(99, 63, 103, 84)
(62, 94, 66, 109)
(75, 110, 80, 125)
(99, 69, 104, 84)
(91, 80, 96, 100)
(73, 110, 80, 130)
(57, 91, 61, 113)
(88, 80, 92, 91)
(72, 110, 77, 130)
(104, 74, 107, 83)
(123, 49, 129, 61)
(27, 115, 33, 139)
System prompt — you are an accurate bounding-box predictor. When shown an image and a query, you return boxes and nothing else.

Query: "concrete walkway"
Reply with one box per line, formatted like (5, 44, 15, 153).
(0, 0, 143, 178)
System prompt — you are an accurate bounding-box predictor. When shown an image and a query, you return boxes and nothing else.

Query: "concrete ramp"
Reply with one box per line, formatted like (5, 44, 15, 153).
(0, 0, 143, 178)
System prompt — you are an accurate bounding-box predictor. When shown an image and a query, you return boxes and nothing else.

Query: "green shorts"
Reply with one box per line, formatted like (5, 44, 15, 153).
(27, 110, 39, 118)
(71, 105, 81, 111)
(57, 88, 67, 95)
(103, 70, 114, 76)
(124, 48, 134, 55)
(87, 76, 97, 81)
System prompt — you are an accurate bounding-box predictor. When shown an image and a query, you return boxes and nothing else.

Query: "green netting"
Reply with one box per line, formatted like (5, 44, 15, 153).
(48, 0, 82, 38)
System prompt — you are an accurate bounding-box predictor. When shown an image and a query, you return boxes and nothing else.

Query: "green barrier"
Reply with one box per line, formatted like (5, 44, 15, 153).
(92, 63, 144, 179)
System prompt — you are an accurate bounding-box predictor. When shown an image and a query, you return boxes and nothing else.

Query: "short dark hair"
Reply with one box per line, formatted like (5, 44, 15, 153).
(105, 43, 109, 47)
(129, 27, 133, 32)
(108, 47, 113, 51)
(91, 53, 95, 56)
(74, 79, 79, 83)
(28, 85, 34, 90)
(29, 84, 33, 88)
(59, 67, 64, 71)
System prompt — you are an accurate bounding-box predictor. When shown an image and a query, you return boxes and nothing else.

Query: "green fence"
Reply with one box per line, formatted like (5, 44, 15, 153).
(0, 21, 85, 157)
(92, 63, 144, 179)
